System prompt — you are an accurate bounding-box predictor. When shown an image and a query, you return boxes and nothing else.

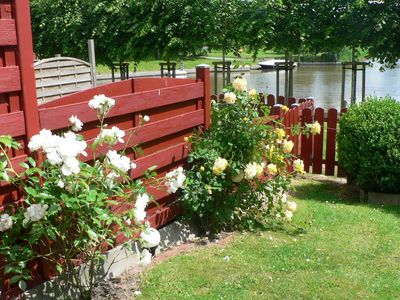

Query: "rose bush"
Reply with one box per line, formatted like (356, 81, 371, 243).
(0, 95, 159, 298)
(177, 77, 317, 233)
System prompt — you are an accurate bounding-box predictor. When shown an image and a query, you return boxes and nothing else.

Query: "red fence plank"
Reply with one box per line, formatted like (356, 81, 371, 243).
(0, 19, 16, 46)
(337, 108, 347, 177)
(39, 82, 204, 130)
(133, 77, 196, 92)
(131, 142, 189, 179)
(267, 94, 275, 106)
(312, 108, 324, 174)
(14, 0, 40, 141)
(325, 108, 338, 176)
(0, 66, 20, 93)
(300, 108, 313, 172)
(0, 111, 25, 136)
(83, 110, 203, 160)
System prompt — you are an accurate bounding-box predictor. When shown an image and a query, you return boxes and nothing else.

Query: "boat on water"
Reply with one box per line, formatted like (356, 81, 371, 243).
(258, 59, 298, 70)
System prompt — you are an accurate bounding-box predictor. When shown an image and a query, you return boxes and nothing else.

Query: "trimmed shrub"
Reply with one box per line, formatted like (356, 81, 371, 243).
(338, 96, 400, 193)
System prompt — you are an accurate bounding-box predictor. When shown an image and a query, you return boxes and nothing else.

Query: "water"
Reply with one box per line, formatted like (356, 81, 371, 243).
(204, 64, 400, 110)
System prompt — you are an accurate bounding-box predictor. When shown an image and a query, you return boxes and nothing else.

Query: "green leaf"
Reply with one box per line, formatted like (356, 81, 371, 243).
(27, 157, 36, 167)
(18, 280, 27, 291)
(0, 135, 14, 148)
(10, 275, 21, 284)
(25, 187, 38, 197)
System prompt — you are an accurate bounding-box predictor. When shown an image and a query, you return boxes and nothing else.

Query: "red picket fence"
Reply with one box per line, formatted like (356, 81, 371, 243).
(299, 107, 347, 177)
(213, 93, 345, 177)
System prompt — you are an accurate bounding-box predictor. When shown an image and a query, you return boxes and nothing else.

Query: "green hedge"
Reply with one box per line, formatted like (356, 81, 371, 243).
(338, 97, 400, 193)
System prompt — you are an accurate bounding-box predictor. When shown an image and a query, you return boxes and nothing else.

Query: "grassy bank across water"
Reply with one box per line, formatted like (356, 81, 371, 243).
(137, 177, 400, 299)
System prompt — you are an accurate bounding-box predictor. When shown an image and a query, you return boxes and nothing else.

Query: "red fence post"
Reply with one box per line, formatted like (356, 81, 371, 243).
(14, 0, 40, 141)
(313, 108, 325, 174)
(196, 65, 211, 129)
(325, 108, 338, 176)
(301, 108, 313, 172)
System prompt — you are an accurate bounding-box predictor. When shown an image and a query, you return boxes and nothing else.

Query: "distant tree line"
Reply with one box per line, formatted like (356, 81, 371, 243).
(30, 0, 399, 66)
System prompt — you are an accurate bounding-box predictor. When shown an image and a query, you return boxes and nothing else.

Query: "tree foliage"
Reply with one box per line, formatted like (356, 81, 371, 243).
(30, 0, 400, 66)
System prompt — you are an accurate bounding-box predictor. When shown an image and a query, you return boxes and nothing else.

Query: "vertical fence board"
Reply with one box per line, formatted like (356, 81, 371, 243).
(301, 108, 313, 172)
(312, 108, 324, 174)
(267, 94, 275, 107)
(325, 108, 338, 176)
(290, 106, 299, 156)
(337, 108, 347, 177)
(277, 95, 285, 105)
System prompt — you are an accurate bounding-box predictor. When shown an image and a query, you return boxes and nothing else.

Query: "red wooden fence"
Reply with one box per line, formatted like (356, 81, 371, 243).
(0, 1, 211, 297)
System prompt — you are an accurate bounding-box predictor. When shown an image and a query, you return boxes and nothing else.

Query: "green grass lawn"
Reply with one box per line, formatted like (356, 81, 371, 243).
(137, 178, 400, 299)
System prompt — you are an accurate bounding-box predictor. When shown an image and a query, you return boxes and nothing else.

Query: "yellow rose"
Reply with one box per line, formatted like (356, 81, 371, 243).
(287, 201, 297, 212)
(248, 89, 257, 98)
(224, 92, 236, 104)
(282, 140, 294, 154)
(200, 166, 205, 172)
(232, 77, 247, 92)
(282, 105, 289, 113)
(284, 210, 293, 222)
(311, 121, 321, 135)
(293, 159, 305, 174)
(267, 163, 277, 175)
(213, 157, 228, 175)
(274, 128, 286, 140)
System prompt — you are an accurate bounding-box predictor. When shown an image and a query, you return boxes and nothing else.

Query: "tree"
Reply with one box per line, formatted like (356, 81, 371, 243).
(126, 0, 212, 62)
(363, 0, 400, 66)
(31, 0, 134, 65)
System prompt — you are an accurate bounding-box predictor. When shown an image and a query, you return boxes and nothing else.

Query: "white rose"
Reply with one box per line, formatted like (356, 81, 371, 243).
(68, 115, 83, 132)
(244, 162, 258, 179)
(106, 150, 132, 173)
(143, 115, 150, 122)
(23, 204, 49, 224)
(0, 214, 13, 232)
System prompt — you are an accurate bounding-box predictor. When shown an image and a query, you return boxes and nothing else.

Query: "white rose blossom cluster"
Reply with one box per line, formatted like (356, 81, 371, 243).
(0, 213, 13, 232)
(88, 94, 115, 116)
(28, 130, 87, 176)
(23, 204, 49, 225)
(165, 167, 186, 193)
(97, 126, 126, 145)
(106, 150, 136, 173)
(134, 193, 150, 225)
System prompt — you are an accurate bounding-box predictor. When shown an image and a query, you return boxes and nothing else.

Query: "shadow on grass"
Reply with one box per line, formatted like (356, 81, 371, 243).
(292, 178, 400, 218)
